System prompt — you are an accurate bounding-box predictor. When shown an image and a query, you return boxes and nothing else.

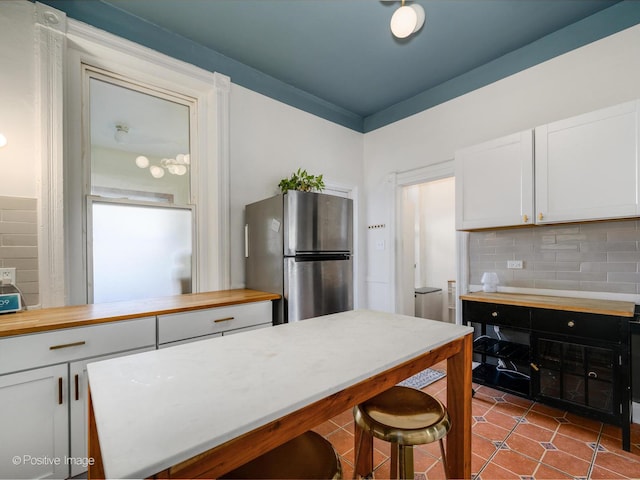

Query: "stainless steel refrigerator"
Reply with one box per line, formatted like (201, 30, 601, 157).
(245, 191, 353, 324)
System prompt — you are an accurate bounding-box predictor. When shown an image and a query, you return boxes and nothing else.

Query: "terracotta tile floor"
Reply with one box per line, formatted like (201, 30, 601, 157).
(313, 362, 640, 479)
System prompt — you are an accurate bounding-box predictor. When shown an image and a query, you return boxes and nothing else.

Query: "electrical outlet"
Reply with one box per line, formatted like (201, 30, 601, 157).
(0, 268, 16, 285)
(507, 260, 523, 269)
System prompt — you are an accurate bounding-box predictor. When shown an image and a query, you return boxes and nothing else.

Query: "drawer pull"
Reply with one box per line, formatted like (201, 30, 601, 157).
(567, 320, 575, 328)
(74, 374, 79, 401)
(491, 312, 498, 317)
(214, 316, 235, 323)
(58, 377, 63, 405)
(588, 371, 598, 379)
(49, 340, 86, 350)
(530, 363, 539, 372)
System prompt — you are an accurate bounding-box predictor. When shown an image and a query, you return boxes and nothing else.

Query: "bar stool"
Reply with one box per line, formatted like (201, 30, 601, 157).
(353, 386, 450, 480)
(219, 430, 342, 479)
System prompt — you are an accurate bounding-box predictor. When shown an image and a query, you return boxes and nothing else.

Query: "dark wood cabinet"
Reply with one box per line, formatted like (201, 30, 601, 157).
(463, 298, 632, 451)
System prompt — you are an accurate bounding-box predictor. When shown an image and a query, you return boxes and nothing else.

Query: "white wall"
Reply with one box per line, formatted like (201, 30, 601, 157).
(229, 84, 364, 295)
(0, 1, 364, 306)
(363, 23, 640, 312)
(0, 1, 38, 198)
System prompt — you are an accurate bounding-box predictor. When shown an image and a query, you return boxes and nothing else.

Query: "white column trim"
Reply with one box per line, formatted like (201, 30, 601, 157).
(35, 2, 67, 307)
(213, 72, 231, 290)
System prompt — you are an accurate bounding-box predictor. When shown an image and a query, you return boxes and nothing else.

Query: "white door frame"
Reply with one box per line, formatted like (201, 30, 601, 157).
(392, 160, 468, 324)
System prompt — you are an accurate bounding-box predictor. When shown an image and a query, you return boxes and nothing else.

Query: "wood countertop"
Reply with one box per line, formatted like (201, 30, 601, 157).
(459, 292, 636, 317)
(0, 289, 280, 337)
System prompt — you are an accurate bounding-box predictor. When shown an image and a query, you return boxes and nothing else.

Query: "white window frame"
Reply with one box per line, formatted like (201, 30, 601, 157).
(36, 4, 230, 306)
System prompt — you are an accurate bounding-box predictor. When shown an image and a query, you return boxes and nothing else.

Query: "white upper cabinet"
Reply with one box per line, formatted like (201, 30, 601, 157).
(455, 130, 534, 230)
(535, 100, 640, 224)
(456, 100, 640, 230)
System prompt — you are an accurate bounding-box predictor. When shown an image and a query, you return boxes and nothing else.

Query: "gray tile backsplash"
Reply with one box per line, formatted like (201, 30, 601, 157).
(0, 196, 38, 305)
(469, 220, 640, 295)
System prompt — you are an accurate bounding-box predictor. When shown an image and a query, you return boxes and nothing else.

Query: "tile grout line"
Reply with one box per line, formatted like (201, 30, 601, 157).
(585, 424, 605, 479)
(473, 399, 536, 478)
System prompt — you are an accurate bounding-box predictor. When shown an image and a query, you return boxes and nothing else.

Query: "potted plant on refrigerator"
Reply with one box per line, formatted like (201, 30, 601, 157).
(278, 168, 325, 193)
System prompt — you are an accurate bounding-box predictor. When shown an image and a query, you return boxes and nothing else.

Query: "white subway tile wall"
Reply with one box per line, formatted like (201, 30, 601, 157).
(469, 220, 640, 295)
(0, 196, 38, 305)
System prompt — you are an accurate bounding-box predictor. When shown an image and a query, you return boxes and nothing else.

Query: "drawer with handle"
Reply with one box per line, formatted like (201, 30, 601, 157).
(157, 301, 272, 344)
(531, 308, 624, 343)
(0, 316, 156, 375)
(462, 301, 531, 329)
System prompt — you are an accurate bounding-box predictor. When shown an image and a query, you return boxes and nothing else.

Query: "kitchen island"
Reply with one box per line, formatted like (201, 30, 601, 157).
(87, 309, 473, 479)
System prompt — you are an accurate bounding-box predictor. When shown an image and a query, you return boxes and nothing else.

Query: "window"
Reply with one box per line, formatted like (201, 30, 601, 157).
(85, 68, 197, 302)
(62, 24, 230, 306)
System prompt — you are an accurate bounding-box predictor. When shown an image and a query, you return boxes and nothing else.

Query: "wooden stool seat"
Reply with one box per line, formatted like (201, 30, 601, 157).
(219, 430, 342, 479)
(353, 386, 450, 480)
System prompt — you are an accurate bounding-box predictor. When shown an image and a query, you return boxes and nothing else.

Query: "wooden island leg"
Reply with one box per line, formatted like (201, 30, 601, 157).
(446, 333, 473, 479)
(353, 425, 374, 478)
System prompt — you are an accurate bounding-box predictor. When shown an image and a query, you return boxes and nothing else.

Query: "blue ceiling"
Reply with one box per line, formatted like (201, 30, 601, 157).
(39, 0, 640, 132)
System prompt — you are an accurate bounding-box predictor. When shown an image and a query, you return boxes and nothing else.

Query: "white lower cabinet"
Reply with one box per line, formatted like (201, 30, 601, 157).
(0, 365, 69, 479)
(0, 317, 156, 479)
(68, 347, 153, 477)
(158, 301, 272, 346)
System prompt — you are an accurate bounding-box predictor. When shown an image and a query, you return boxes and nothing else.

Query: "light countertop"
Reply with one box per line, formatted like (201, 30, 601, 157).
(0, 289, 280, 337)
(459, 292, 636, 317)
(87, 309, 473, 479)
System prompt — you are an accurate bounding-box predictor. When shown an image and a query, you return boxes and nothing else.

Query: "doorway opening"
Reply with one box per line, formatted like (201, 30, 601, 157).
(400, 176, 456, 322)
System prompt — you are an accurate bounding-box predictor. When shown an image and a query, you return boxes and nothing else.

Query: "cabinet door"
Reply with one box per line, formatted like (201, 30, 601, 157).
(0, 365, 69, 479)
(455, 130, 534, 229)
(69, 347, 154, 477)
(535, 100, 640, 224)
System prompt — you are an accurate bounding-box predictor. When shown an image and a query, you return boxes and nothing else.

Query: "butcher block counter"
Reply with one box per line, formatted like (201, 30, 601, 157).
(0, 289, 280, 338)
(460, 290, 634, 451)
(459, 291, 635, 317)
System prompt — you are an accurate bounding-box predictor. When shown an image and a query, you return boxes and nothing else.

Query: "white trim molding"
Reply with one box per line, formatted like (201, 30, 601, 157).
(392, 160, 468, 323)
(58, 13, 231, 303)
(35, 2, 67, 307)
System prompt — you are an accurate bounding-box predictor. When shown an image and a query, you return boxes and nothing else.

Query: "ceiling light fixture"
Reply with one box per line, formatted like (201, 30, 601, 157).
(114, 123, 129, 143)
(390, 0, 425, 39)
(0, 133, 7, 148)
(134, 153, 190, 178)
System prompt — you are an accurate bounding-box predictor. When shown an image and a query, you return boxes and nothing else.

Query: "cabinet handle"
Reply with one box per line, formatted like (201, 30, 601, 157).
(530, 363, 539, 372)
(588, 371, 598, 379)
(58, 377, 63, 405)
(567, 320, 575, 328)
(74, 374, 79, 401)
(49, 340, 86, 350)
(523, 214, 529, 223)
(491, 311, 498, 317)
(214, 316, 235, 323)
(538, 213, 544, 221)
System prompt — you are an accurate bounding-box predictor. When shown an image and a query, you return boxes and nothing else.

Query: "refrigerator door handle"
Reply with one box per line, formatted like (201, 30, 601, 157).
(244, 224, 249, 258)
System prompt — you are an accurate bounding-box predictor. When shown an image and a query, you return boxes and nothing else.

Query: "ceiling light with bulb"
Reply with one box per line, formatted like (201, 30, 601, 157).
(390, 0, 425, 39)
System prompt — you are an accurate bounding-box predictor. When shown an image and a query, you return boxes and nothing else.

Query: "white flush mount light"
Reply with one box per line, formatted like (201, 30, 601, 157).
(390, 1, 425, 39)
(114, 124, 129, 143)
(0, 134, 7, 148)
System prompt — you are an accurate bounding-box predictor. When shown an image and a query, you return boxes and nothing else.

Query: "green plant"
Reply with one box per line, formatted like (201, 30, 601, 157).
(278, 168, 325, 193)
